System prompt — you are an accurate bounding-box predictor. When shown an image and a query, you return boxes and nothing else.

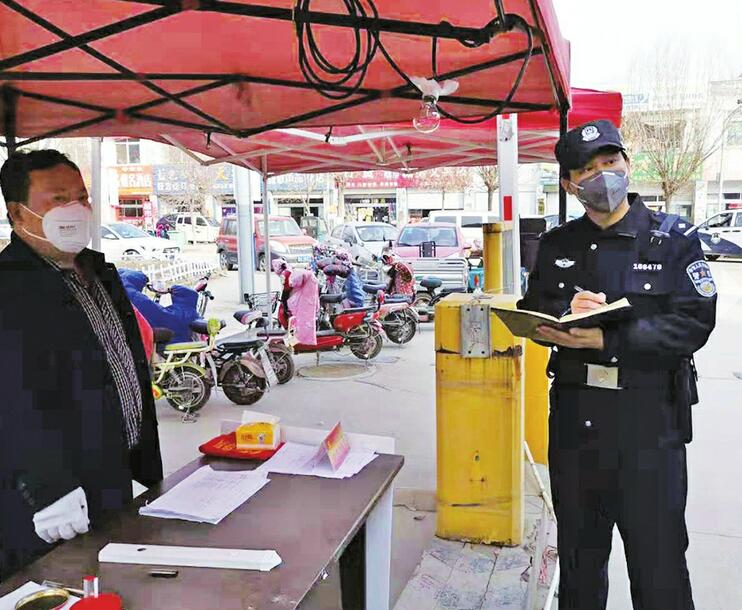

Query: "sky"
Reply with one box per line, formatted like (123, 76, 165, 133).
(552, 0, 742, 92)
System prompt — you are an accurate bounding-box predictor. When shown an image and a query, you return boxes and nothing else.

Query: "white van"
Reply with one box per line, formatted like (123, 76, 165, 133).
(175, 213, 220, 243)
(696, 210, 742, 260)
(426, 211, 500, 249)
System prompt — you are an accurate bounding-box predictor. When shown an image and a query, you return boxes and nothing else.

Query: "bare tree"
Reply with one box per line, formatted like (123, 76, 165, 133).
(622, 44, 723, 210)
(416, 167, 473, 209)
(299, 173, 323, 216)
(333, 173, 348, 221)
(476, 165, 499, 211)
(161, 146, 220, 214)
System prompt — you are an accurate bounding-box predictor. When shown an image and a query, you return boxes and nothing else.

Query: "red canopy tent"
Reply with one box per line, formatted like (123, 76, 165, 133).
(151, 87, 622, 175)
(0, 0, 571, 149)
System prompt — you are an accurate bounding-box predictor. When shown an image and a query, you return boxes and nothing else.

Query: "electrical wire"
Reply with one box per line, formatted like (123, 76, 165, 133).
(293, 0, 537, 123)
(294, 0, 379, 100)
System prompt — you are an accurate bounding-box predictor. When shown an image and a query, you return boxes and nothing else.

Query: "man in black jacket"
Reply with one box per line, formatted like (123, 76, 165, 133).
(518, 121, 716, 609)
(0, 150, 163, 581)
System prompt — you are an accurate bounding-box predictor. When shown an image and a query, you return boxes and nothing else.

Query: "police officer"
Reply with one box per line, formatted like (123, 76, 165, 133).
(518, 120, 716, 609)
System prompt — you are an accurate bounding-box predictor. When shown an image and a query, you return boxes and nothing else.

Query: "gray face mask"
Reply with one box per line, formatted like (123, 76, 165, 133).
(571, 170, 629, 213)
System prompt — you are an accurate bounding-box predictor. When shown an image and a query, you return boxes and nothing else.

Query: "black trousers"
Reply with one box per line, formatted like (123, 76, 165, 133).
(549, 384, 694, 610)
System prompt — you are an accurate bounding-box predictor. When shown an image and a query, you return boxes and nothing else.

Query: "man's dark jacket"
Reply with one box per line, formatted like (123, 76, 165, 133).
(0, 234, 163, 581)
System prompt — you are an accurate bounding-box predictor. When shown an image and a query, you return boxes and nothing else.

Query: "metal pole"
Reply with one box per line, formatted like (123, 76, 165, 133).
(234, 165, 256, 303)
(90, 137, 102, 250)
(558, 105, 569, 225)
(496, 113, 521, 296)
(717, 134, 726, 216)
(262, 156, 271, 313)
(2, 86, 19, 155)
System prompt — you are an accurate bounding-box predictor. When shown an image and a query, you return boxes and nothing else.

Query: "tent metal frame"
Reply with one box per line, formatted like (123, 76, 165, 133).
(0, 0, 568, 156)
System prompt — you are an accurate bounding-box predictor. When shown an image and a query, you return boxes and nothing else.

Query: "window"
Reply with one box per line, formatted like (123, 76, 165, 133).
(707, 213, 733, 229)
(727, 121, 742, 147)
(182, 216, 192, 225)
(356, 225, 398, 242)
(342, 226, 357, 244)
(462, 215, 484, 228)
(332, 226, 344, 239)
(225, 220, 236, 236)
(109, 223, 149, 239)
(257, 218, 302, 237)
(434, 215, 456, 224)
(398, 226, 458, 247)
(196, 217, 207, 226)
(101, 227, 117, 240)
(735, 214, 742, 228)
(115, 138, 141, 164)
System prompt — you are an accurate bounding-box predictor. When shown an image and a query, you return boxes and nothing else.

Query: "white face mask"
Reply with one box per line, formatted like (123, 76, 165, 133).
(21, 201, 92, 254)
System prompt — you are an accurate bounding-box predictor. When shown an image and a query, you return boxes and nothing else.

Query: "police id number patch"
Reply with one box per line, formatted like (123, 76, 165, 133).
(686, 260, 716, 297)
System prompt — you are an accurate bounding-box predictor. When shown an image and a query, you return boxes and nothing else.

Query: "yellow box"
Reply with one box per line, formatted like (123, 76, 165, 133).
(235, 421, 281, 451)
(435, 292, 524, 546)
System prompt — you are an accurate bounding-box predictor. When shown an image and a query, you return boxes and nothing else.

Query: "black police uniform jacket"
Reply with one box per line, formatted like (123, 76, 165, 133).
(518, 194, 716, 435)
(0, 234, 163, 581)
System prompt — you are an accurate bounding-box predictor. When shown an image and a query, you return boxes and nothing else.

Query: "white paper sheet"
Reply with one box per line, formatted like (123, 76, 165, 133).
(0, 582, 79, 610)
(99, 543, 282, 572)
(139, 466, 269, 524)
(256, 442, 378, 479)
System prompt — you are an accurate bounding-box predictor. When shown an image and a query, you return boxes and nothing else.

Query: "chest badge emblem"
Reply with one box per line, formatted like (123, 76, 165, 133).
(554, 258, 575, 269)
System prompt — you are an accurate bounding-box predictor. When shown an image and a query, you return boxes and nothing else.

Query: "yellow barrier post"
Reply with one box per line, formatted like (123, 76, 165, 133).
(482, 222, 507, 293)
(435, 292, 525, 545)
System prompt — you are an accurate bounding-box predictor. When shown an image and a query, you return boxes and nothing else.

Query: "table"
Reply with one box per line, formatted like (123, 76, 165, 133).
(0, 454, 403, 610)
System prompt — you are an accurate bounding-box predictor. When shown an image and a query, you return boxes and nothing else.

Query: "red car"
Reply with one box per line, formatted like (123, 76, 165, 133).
(392, 222, 470, 259)
(217, 215, 317, 271)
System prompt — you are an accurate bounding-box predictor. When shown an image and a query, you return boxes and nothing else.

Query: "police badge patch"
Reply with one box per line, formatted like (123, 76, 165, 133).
(686, 260, 717, 297)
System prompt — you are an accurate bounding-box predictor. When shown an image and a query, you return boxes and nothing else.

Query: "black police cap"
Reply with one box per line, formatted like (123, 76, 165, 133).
(554, 119, 626, 171)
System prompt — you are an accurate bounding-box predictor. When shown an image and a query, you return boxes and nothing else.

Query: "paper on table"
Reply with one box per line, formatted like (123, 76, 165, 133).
(99, 543, 282, 572)
(256, 442, 377, 479)
(0, 582, 79, 610)
(139, 466, 269, 524)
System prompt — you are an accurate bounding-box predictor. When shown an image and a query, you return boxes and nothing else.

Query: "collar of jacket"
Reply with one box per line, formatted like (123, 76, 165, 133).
(7, 231, 108, 274)
(579, 193, 652, 239)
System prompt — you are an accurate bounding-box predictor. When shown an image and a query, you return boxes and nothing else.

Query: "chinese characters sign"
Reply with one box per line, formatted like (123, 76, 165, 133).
(152, 164, 234, 195)
(345, 170, 418, 189)
(116, 165, 153, 195)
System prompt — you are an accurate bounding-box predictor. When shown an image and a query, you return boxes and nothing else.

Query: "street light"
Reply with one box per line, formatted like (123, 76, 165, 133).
(716, 99, 742, 214)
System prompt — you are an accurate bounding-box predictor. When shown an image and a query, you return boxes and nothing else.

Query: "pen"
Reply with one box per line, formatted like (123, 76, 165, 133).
(574, 285, 584, 293)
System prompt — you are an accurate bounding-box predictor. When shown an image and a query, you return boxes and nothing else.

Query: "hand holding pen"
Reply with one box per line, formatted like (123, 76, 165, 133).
(571, 285, 607, 315)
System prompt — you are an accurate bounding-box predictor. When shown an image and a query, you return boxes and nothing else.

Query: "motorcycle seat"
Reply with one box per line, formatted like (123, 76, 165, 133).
(164, 340, 208, 352)
(234, 309, 265, 325)
(385, 295, 413, 304)
(420, 277, 442, 290)
(362, 283, 386, 294)
(216, 330, 264, 351)
(341, 305, 376, 314)
(189, 318, 226, 335)
(320, 293, 344, 305)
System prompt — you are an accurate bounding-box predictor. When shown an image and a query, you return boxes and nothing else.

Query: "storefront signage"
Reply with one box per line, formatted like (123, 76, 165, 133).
(153, 164, 234, 195)
(116, 165, 153, 195)
(345, 170, 418, 189)
(268, 173, 328, 192)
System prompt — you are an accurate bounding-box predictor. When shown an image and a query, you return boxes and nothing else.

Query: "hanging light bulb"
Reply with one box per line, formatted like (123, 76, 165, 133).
(413, 96, 441, 134)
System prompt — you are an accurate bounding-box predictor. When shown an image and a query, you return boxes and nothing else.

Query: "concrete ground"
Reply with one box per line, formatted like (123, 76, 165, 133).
(155, 246, 742, 609)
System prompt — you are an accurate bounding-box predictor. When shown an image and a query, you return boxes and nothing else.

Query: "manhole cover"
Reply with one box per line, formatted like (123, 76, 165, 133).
(321, 353, 401, 365)
(298, 363, 376, 381)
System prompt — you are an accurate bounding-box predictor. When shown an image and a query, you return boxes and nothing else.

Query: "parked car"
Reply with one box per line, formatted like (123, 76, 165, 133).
(393, 222, 468, 259)
(300, 215, 329, 242)
(216, 215, 317, 271)
(175, 213, 220, 243)
(0, 218, 11, 241)
(328, 222, 399, 259)
(697, 210, 742, 260)
(99, 222, 180, 261)
(427, 211, 499, 252)
(156, 213, 178, 232)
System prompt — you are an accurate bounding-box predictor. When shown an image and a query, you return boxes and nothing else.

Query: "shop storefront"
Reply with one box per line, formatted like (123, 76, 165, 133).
(114, 165, 154, 230)
(152, 163, 234, 220)
(268, 174, 327, 222)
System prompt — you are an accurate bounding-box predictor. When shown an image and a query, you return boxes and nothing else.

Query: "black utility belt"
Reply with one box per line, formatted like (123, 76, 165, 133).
(552, 361, 674, 390)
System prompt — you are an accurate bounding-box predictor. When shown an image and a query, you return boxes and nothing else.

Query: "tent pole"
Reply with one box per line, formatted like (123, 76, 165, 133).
(234, 165, 256, 304)
(496, 113, 521, 296)
(2, 86, 19, 155)
(558, 105, 568, 225)
(90, 137, 102, 250)
(261, 156, 272, 313)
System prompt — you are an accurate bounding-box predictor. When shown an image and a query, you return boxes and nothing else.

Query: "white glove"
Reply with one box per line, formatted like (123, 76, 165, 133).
(32, 487, 90, 544)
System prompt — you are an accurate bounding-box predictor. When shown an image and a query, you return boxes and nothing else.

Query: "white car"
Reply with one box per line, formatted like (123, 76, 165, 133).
(328, 222, 399, 259)
(697, 210, 742, 260)
(0, 218, 11, 241)
(99, 222, 180, 261)
(175, 213, 220, 243)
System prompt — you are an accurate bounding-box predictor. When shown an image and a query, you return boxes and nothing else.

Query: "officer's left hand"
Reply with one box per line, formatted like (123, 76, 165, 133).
(536, 326, 604, 350)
